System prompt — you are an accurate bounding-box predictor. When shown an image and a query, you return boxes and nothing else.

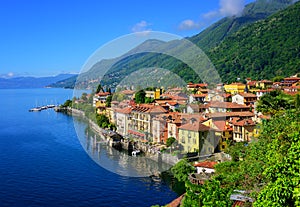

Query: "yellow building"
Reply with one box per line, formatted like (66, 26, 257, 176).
(203, 119, 233, 151)
(256, 80, 273, 89)
(145, 88, 162, 100)
(178, 122, 216, 154)
(224, 82, 246, 95)
(230, 118, 256, 142)
(186, 83, 208, 94)
(128, 104, 167, 142)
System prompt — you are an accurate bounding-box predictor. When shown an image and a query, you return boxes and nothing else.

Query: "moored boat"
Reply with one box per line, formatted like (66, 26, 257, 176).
(29, 107, 42, 112)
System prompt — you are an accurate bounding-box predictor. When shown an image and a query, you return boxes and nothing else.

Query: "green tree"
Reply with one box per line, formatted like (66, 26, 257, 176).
(166, 137, 176, 147)
(171, 159, 195, 183)
(96, 114, 110, 129)
(135, 90, 146, 104)
(295, 93, 300, 109)
(96, 84, 103, 93)
(254, 110, 300, 207)
(62, 99, 72, 107)
(106, 95, 112, 107)
(272, 76, 284, 82)
(145, 97, 154, 103)
(256, 90, 290, 115)
(81, 92, 88, 101)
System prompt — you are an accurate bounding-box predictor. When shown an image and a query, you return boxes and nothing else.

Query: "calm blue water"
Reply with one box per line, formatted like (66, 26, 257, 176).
(0, 88, 177, 207)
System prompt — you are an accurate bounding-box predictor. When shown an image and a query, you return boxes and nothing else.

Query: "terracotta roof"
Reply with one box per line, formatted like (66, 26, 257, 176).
(207, 111, 254, 118)
(238, 93, 257, 98)
(150, 105, 168, 113)
(95, 92, 111, 96)
(260, 79, 272, 83)
(166, 194, 185, 207)
(188, 104, 200, 112)
(192, 94, 207, 98)
(128, 129, 145, 137)
(284, 77, 300, 81)
(121, 90, 135, 95)
(170, 95, 188, 101)
(178, 123, 211, 132)
(259, 115, 271, 120)
(114, 107, 132, 114)
(187, 83, 208, 88)
(166, 102, 179, 106)
(247, 81, 257, 86)
(209, 101, 250, 109)
(223, 93, 232, 98)
(231, 118, 256, 127)
(213, 120, 232, 131)
(194, 161, 218, 169)
(132, 104, 167, 114)
(232, 201, 245, 207)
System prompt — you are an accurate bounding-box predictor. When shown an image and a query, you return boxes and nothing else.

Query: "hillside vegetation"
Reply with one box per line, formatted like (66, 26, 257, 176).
(209, 1, 300, 82)
(189, 0, 294, 52)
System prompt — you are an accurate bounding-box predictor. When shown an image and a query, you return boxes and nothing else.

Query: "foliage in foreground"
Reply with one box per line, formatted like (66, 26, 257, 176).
(174, 109, 300, 206)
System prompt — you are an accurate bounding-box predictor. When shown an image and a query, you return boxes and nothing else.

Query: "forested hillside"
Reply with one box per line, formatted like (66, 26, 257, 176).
(189, 0, 294, 52)
(209, 1, 300, 82)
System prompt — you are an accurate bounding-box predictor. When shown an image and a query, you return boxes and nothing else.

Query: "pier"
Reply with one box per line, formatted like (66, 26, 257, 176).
(29, 104, 57, 112)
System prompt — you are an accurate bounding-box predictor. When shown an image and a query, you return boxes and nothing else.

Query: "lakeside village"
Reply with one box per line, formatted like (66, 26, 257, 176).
(59, 75, 300, 207)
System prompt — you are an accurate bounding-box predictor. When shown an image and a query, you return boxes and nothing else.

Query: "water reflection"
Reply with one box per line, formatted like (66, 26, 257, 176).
(73, 117, 172, 177)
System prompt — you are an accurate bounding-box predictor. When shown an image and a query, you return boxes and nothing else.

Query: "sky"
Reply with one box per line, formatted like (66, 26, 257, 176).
(0, 0, 255, 77)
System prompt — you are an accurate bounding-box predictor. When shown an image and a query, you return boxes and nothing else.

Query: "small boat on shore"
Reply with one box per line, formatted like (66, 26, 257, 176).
(150, 174, 162, 182)
(29, 107, 42, 112)
(132, 149, 141, 156)
(47, 104, 56, 108)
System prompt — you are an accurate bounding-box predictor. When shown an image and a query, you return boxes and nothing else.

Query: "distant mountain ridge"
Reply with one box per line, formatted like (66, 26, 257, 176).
(0, 74, 77, 89)
(51, 0, 299, 89)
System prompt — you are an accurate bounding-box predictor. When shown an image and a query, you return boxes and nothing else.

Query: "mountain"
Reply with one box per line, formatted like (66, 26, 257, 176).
(0, 74, 77, 89)
(189, 0, 296, 52)
(209, 1, 300, 82)
(52, 0, 298, 89)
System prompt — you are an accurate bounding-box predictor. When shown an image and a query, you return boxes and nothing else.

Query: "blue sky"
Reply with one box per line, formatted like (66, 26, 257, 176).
(0, 0, 254, 77)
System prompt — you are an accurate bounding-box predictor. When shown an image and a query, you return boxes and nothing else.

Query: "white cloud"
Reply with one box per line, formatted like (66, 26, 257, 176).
(219, 0, 245, 17)
(0, 72, 15, 78)
(179, 0, 245, 31)
(178, 19, 201, 31)
(203, 0, 245, 19)
(7, 72, 14, 77)
(131, 20, 152, 34)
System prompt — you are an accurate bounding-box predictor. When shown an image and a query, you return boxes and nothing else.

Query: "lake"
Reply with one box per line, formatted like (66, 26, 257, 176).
(0, 88, 177, 207)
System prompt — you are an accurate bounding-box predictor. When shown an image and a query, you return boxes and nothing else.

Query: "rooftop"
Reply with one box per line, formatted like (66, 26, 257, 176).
(194, 161, 218, 169)
(237, 92, 257, 98)
(208, 101, 250, 109)
(178, 122, 211, 132)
